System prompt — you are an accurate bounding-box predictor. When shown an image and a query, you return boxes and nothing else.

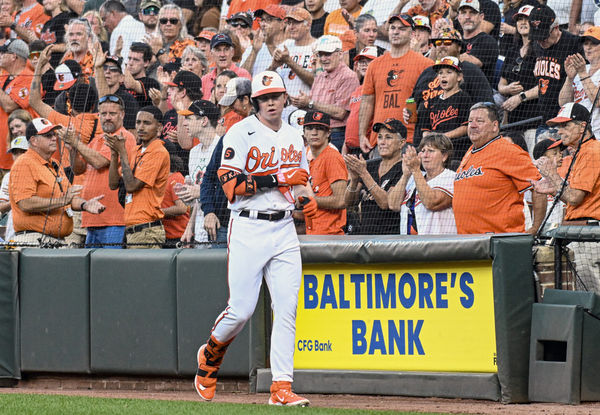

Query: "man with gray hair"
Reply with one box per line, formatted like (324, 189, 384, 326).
(61, 18, 95, 78)
(99, 0, 145, 65)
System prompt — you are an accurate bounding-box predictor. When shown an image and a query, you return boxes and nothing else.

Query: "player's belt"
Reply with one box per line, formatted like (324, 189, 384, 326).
(126, 219, 163, 234)
(239, 210, 287, 221)
(562, 218, 600, 226)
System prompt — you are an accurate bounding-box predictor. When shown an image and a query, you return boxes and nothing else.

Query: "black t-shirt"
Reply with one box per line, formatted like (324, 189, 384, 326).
(40, 11, 78, 67)
(479, 0, 501, 40)
(423, 90, 472, 133)
(115, 85, 140, 130)
(533, 30, 584, 122)
(464, 32, 499, 87)
(127, 77, 161, 108)
(501, 43, 539, 125)
(356, 158, 403, 235)
(161, 109, 190, 176)
(311, 12, 328, 39)
(498, 0, 539, 55)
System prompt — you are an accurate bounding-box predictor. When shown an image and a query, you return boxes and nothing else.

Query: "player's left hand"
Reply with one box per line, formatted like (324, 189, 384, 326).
(298, 196, 317, 218)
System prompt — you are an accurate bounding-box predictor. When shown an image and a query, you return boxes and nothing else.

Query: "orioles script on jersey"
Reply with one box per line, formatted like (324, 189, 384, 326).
(455, 165, 483, 181)
(533, 58, 561, 80)
(429, 106, 459, 130)
(243, 144, 303, 173)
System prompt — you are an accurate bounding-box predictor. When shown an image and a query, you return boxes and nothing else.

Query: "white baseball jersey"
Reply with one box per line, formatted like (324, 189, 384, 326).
(189, 135, 219, 242)
(399, 169, 457, 235)
(220, 114, 309, 213)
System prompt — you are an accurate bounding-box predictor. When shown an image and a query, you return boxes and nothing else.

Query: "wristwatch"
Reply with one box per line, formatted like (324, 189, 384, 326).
(519, 92, 527, 102)
(10, 23, 16, 30)
(308, 100, 314, 109)
(156, 48, 167, 58)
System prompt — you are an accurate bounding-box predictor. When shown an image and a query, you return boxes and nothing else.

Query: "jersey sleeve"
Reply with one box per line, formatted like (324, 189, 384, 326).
(361, 58, 377, 96)
(325, 150, 348, 184)
(569, 148, 600, 193)
(9, 161, 36, 203)
(502, 145, 541, 193)
(220, 124, 248, 173)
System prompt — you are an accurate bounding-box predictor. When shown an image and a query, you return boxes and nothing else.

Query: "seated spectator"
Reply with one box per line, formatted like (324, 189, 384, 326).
(83, 10, 109, 50)
(194, 30, 214, 58)
(405, 0, 452, 28)
(9, 118, 105, 247)
(452, 0, 502, 40)
(240, 5, 286, 76)
(324, 0, 362, 40)
(202, 33, 251, 100)
(304, 110, 347, 235)
(389, 133, 457, 234)
(161, 155, 190, 248)
(217, 76, 252, 135)
(453, 102, 546, 234)
(456, 0, 499, 87)
(148, 3, 195, 65)
(306, 0, 328, 39)
(99, 1, 146, 66)
(290, 35, 359, 151)
(497, 0, 529, 56)
(344, 118, 405, 235)
(499, 5, 539, 138)
(181, 45, 209, 78)
(346, 14, 386, 67)
(212, 69, 236, 107)
(558, 26, 600, 137)
(0, 136, 29, 241)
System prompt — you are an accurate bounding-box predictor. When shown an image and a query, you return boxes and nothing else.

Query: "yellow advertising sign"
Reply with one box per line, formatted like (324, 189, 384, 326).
(294, 261, 497, 373)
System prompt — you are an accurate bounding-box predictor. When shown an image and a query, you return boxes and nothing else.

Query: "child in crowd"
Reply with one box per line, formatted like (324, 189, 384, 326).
(532, 138, 566, 228)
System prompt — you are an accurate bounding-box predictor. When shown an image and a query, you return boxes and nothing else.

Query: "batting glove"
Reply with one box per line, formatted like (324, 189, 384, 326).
(277, 168, 309, 186)
(298, 196, 318, 218)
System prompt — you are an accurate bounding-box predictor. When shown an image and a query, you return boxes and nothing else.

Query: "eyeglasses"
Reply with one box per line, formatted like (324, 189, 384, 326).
(99, 94, 124, 106)
(29, 51, 41, 60)
(103, 65, 121, 73)
(229, 21, 249, 28)
(512, 57, 523, 74)
(159, 18, 179, 25)
(433, 39, 455, 46)
(142, 6, 159, 15)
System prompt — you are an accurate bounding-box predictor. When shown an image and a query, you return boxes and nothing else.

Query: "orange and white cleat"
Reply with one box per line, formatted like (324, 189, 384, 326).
(268, 381, 310, 407)
(193, 344, 219, 401)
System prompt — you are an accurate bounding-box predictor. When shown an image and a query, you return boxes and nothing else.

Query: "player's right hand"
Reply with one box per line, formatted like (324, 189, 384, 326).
(277, 168, 309, 186)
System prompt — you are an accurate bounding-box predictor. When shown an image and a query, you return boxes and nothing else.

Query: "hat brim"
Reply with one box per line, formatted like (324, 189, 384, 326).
(177, 109, 194, 116)
(458, 5, 479, 12)
(251, 87, 286, 98)
(165, 81, 178, 87)
(546, 116, 573, 126)
(303, 121, 329, 128)
(54, 78, 76, 91)
(547, 139, 563, 149)
(353, 54, 376, 62)
(219, 93, 237, 106)
(37, 124, 61, 135)
(211, 40, 233, 49)
(581, 35, 600, 44)
(373, 122, 396, 133)
(387, 16, 413, 28)
(433, 63, 462, 72)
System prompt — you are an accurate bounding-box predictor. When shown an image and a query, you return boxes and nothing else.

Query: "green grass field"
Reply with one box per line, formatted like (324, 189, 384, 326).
(0, 393, 459, 415)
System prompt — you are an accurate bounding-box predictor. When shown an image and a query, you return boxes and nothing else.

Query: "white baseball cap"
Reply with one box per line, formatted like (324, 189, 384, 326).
(251, 71, 286, 98)
(458, 0, 480, 13)
(314, 35, 342, 53)
(288, 109, 307, 130)
(8, 136, 28, 153)
(219, 77, 252, 106)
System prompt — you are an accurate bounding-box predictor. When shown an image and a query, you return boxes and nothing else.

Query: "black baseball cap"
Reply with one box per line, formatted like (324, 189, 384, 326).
(177, 99, 220, 125)
(532, 139, 563, 160)
(387, 14, 415, 29)
(210, 33, 233, 49)
(104, 55, 123, 72)
(546, 102, 590, 126)
(373, 118, 407, 138)
(303, 110, 330, 128)
(528, 5, 556, 41)
(165, 70, 202, 91)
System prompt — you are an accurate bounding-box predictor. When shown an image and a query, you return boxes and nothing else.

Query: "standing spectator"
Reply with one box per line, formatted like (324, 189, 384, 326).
(161, 155, 189, 248)
(106, 106, 170, 249)
(201, 33, 251, 100)
(346, 14, 386, 66)
(8, 109, 33, 144)
(83, 11, 109, 48)
(181, 45, 208, 78)
(532, 103, 600, 293)
(453, 102, 546, 234)
(61, 18, 95, 79)
(390, 133, 457, 234)
(405, 0, 451, 27)
(360, 0, 405, 50)
(324, 0, 362, 40)
(64, 94, 137, 249)
(558, 26, 600, 137)
(38, 0, 77, 64)
(240, 5, 286, 76)
(149, 4, 195, 64)
(99, 0, 145, 66)
(226, 12, 253, 51)
(290, 35, 359, 151)
(269, 7, 316, 124)
(138, 0, 161, 36)
(123, 42, 161, 108)
(0, 136, 29, 241)
(527, 5, 583, 126)
(0, 39, 36, 174)
(304, 110, 347, 234)
(411, 15, 433, 56)
(344, 46, 377, 155)
(9, 0, 49, 43)
(191, 0, 221, 34)
(9, 118, 105, 246)
(178, 100, 220, 247)
(359, 15, 433, 152)
(499, 5, 539, 139)
(344, 118, 405, 234)
(457, 0, 499, 87)
(217, 76, 252, 134)
(306, 0, 328, 39)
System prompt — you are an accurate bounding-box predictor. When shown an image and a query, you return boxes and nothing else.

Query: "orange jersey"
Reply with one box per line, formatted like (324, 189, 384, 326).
(362, 51, 433, 143)
(61, 50, 95, 81)
(307, 146, 347, 235)
(406, 1, 451, 27)
(227, 0, 279, 29)
(161, 171, 190, 239)
(168, 38, 196, 61)
(453, 136, 541, 234)
(0, 66, 37, 169)
(9, 149, 73, 237)
(16, 3, 49, 38)
(81, 127, 137, 228)
(124, 139, 170, 226)
(564, 139, 600, 221)
(324, 7, 362, 38)
(220, 110, 244, 133)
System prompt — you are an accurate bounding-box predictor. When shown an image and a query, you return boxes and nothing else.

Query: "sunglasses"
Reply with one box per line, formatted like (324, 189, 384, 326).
(142, 6, 159, 15)
(99, 94, 123, 105)
(103, 65, 121, 73)
(512, 57, 523, 74)
(229, 21, 249, 28)
(159, 18, 179, 25)
(433, 39, 455, 46)
(29, 51, 41, 59)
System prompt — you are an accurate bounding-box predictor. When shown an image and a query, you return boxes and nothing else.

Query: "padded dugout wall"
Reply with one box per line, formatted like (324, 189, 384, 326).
(0, 250, 19, 381)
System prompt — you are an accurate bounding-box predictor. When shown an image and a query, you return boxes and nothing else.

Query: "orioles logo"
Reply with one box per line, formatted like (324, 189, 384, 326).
(386, 70, 401, 87)
(297, 116, 305, 125)
(288, 72, 296, 80)
(40, 118, 50, 125)
(262, 75, 273, 86)
(539, 78, 549, 95)
(313, 112, 323, 120)
(57, 73, 65, 82)
(18, 88, 28, 99)
(530, 20, 541, 28)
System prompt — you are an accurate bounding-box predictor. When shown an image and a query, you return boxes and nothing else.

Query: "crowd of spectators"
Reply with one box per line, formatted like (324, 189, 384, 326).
(0, 0, 597, 268)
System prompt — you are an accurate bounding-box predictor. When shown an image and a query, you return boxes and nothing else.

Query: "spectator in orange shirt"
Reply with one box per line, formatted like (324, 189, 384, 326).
(304, 110, 347, 235)
(405, 0, 452, 27)
(107, 106, 170, 249)
(61, 18, 95, 80)
(4, 0, 49, 43)
(323, 0, 362, 40)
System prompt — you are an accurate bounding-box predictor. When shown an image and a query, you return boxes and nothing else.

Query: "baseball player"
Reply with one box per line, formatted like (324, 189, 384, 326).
(194, 70, 316, 406)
